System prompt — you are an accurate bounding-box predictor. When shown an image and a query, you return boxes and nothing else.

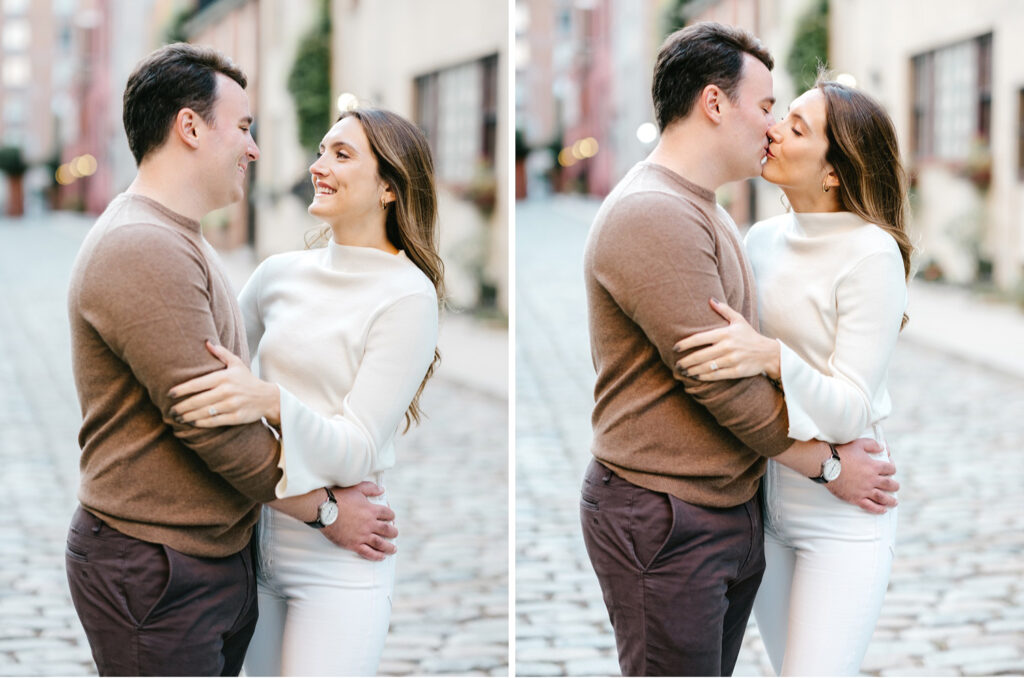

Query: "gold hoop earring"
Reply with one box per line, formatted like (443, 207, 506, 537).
(822, 178, 830, 193)
(380, 195, 388, 210)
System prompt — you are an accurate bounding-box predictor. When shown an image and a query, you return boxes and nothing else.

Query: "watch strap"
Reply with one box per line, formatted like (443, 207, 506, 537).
(810, 444, 841, 484)
(304, 487, 337, 528)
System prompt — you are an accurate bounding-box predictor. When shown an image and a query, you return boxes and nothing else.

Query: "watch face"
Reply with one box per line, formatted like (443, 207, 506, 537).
(320, 502, 339, 526)
(823, 457, 841, 482)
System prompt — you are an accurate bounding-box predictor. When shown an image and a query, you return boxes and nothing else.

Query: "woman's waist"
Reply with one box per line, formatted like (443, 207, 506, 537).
(267, 482, 392, 539)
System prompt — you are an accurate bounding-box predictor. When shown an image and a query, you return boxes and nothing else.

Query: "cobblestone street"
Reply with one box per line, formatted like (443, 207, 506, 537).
(515, 196, 1024, 677)
(0, 213, 508, 676)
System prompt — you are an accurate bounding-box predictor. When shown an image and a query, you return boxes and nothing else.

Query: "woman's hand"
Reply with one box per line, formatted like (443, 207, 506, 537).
(673, 298, 781, 381)
(168, 341, 281, 427)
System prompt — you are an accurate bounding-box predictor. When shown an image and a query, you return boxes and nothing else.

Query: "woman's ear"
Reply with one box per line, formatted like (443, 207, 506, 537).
(382, 183, 396, 206)
(824, 168, 840, 191)
(174, 108, 201, 150)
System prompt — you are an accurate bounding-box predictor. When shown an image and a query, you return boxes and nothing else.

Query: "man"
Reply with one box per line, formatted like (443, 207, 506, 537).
(580, 22, 899, 676)
(65, 43, 395, 675)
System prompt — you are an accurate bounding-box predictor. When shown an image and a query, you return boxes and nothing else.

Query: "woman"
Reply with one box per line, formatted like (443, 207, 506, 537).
(168, 107, 443, 675)
(674, 80, 911, 675)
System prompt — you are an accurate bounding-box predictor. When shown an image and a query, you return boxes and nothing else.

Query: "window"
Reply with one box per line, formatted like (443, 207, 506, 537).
(911, 33, 992, 162)
(1, 54, 30, 87)
(415, 54, 499, 185)
(2, 0, 29, 14)
(2, 18, 30, 50)
(3, 96, 25, 125)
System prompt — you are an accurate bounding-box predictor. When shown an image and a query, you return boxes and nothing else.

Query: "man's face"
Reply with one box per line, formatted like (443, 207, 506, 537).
(198, 74, 260, 210)
(719, 54, 775, 181)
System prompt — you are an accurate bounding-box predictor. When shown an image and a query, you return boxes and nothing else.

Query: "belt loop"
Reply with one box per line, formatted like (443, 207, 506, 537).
(602, 468, 612, 483)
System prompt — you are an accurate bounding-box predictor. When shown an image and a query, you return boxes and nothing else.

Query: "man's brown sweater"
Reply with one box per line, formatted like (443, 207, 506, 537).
(68, 193, 281, 557)
(584, 162, 794, 507)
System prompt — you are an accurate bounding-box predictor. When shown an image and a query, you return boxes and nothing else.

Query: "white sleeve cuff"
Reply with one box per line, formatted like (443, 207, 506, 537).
(779, 340, 826, 442)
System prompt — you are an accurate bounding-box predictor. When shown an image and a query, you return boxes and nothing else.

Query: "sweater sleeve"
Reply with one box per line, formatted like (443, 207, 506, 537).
(779, 250, 907, 442)
(80, 224, 282, 502)
(237, 260, 266, 359)
(273, 291, 438, 495)
(593, 193, 793, 458)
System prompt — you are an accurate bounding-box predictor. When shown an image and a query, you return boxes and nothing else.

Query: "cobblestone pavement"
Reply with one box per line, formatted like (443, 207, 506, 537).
(515, 196, 1024, 677)
(0, 213, 508, 676)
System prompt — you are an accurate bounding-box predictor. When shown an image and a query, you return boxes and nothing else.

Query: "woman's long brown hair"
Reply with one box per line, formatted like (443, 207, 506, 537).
(818, 78, 913, 329)
(307, 108, 445, 430)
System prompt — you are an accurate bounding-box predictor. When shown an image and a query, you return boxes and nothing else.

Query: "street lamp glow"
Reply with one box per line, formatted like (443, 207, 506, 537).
(578, 137, 599, 158)
(836, 73, 857, 88)
(74, 154, 97, 177)
(55, 164, 75, 185)
(336, 92, 359, 112)
(636, 122, 658, 144)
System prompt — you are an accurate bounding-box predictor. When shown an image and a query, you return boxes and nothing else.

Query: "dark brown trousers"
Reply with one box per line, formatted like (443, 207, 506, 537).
(580, 459, 765, 676)
(65, 506, 259, 676)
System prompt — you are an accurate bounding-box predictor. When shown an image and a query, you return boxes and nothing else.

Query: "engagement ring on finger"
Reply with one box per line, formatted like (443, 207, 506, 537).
(710, 360, 719, 371)
(208, 406, 218, 417)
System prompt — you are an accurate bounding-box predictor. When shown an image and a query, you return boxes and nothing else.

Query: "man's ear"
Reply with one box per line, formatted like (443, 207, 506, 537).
(174, 108, 202, 150)
(698, 84, 725, 124)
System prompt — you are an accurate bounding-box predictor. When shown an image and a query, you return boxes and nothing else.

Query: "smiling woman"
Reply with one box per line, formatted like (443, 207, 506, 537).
(167, 106, 445, 676)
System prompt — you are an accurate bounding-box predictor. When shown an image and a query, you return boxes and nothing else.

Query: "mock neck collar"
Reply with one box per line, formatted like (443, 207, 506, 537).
(789, 210, 868, 237)
(325, 237, 408, 271)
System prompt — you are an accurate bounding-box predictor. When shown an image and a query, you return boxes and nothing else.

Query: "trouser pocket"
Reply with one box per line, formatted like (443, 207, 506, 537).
(120, 539, 172, 627)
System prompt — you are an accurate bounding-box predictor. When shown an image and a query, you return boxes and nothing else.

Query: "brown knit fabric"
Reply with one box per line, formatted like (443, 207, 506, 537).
(584, 162, 794, 508)
(67, 193, 281, 558)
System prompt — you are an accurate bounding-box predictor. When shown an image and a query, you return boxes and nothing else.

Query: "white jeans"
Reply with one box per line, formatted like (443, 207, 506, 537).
(242, 497, 395, 676)
(753, 458, 896, 676)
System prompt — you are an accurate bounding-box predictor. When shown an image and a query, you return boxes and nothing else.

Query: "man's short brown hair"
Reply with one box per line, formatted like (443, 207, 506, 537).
(122, 43, 247, 165)
(652, 22, 773, 131)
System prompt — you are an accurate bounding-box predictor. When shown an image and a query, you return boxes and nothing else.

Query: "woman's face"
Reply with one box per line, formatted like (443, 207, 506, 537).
(762, 88, 835, 192)
(308, 117, 391, 221)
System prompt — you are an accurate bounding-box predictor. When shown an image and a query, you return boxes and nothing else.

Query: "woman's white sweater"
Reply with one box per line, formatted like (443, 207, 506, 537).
(745, 211, 907, 443)
(238, 239, 438, 496)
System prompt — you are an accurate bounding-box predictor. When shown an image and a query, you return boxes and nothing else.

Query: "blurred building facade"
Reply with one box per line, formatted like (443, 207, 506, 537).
(520, 0, 1024, 293)
(692, 0, 1024, 291)
(830, 0, 1023, 291)
(9, 0, 508, 315)
(331, 0, 508, 313)
(1, 0, 67, 213)
(184, 0, 508, 313)
(1, 0, 189, 215)
(515, 0, 664, 199)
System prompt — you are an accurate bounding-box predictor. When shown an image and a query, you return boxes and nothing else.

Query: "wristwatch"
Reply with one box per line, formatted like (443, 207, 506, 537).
(810, 444, 842, 484)
(304, 487, 339, 528)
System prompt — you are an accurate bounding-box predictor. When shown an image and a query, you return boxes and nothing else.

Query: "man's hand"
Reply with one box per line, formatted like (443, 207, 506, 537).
(318, 482, 398, 561)
(827, 439, 899, 514)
